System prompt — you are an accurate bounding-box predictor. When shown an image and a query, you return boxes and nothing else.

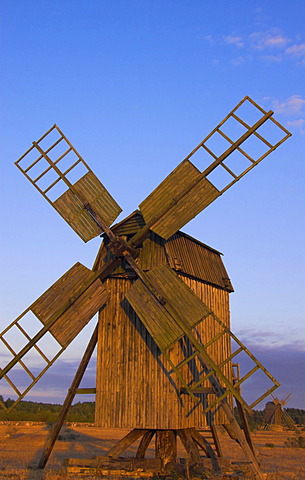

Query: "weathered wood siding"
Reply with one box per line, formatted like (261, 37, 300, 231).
(95, 275, 232, 429)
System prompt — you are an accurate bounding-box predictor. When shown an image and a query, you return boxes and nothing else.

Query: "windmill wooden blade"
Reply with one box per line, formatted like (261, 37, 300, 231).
(15, 125, 122, 242)
(126, 265, 279, 412)
(0, 262, 108, 412)
(125, 265, 211, 351)
(140, 96, 291, 239)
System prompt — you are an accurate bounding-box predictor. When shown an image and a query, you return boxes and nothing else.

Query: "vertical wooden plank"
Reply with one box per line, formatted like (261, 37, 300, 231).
(155, 430, 177, 466)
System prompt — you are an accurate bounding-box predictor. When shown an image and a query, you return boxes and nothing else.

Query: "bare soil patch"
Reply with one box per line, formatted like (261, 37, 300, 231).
(0, 424, 304, 479)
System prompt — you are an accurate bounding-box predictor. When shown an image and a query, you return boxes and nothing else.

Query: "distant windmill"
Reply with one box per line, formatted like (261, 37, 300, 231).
(0, 96, 291, 479)
(264, 394, 298, 431)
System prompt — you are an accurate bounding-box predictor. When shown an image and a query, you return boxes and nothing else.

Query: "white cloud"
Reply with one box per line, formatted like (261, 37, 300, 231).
(236, 328, 305, 350)
(272, 95, 305, 116)
(249, 29, 290, 50)
(267, 95, 305, 134)
(224, 35, 244, 47)
(287, 118, 305, 135)
(202, 34, 215, 45)
(202, 29, 305, 67)
(231, 56, 245, 66)
(285, 43, 305, 57)
(287, 119, 305, 127)
(261, 54, 282, 62)
(285, 43, 305, 66)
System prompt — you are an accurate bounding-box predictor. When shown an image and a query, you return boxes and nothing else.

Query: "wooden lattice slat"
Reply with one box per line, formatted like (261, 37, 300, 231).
(125, 266, 279, 413)
(140, 96, 291, 240)
(15, 125, 122, 242)
(0, 262, 109, 412)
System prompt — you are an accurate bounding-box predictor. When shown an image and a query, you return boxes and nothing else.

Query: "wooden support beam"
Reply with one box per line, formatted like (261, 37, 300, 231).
(189, 428, 220, 473)
(223, 423, 239, 442)
(106, 429, 147, 458)
(235, 399, 256, 456)
(37, 323, 99, 469)
(177, 428, 201, 464)
(136, 430, 156, 458)
(155, 430, 177, 467)
(74, 388, 96, 394)
(220, 401, 264, 480)
(210, 425, 223, 458)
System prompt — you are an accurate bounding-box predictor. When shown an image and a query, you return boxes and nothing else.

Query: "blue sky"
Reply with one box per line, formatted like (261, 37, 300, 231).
(0, 1, 304, 408)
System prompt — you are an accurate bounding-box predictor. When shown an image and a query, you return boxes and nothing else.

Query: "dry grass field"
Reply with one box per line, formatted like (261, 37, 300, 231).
(0, 423, 304, 480)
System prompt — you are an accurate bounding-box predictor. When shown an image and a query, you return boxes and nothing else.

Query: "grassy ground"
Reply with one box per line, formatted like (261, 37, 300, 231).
(0, 423, 304, 479)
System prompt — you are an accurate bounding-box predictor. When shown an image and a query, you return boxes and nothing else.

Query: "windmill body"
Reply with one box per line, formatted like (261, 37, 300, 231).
(94, 214, 233, 428)
(264, 395, 297, 431)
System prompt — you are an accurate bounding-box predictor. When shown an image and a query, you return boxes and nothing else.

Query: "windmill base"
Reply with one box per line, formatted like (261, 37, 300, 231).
(63, 428, 252, 478)
(63, 457, 227, 478)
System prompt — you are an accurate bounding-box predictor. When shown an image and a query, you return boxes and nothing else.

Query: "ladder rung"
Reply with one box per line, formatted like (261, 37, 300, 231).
(0, 371, 21, 396)
(24, 155, 44, 174)
(191, 369, 214, 390)
(54, 146, 73, 165)
(231, 113, 273, 148)
(191, 346, 244, 391)
(234, 365, 260, 388)
(1, 336, 36, 381)
(62, 158, 82, 177)
(201, 143, 218, 160)
(235, 145, 256, 163)
(33, 144, 72, 183)
(164, 353, 200, 404)
(2, 343, 66, 413)
(40, 136, 64, 155)
(25, 136, 64, 174)
(175, 350, 199, 371)
(220, 163, 237, 178)
(203, 389, 230, 413)
(217, 128, 256, 165)
(43, 175, 62, 194)
(181, 387, 214, 394)
(33, 164, 53, 183)
(15, 323, 50, 364)
(249, 384, 278, 410)
(190, 346, 242, 391)
(218, 346, 244, 368)
(204, 330, 227, 349)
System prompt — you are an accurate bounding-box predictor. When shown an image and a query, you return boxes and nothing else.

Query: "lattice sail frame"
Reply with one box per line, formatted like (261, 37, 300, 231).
(0, 263, 108, 413)
(140, 96, 291, 239)
(15, 125, 122, 242)
(126, 265, 279, 414)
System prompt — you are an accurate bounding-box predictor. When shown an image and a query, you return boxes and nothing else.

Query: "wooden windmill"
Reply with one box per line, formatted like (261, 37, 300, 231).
(0, 97, 291, 479)
(264, 394, 297, 431)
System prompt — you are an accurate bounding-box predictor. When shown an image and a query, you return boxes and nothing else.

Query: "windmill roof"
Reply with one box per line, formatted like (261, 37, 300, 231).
(94, 210, 233, 292)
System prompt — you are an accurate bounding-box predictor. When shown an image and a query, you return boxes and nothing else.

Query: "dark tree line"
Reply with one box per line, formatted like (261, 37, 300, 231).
(0, 396, 304, 425)
(0, 396, 94, 423)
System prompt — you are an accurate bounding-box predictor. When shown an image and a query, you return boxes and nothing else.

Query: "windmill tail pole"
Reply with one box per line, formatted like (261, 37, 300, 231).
(37, 323, 99, 469)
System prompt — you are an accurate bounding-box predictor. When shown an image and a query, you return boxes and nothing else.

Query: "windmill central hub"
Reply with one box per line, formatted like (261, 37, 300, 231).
(107, 237, 139, 259)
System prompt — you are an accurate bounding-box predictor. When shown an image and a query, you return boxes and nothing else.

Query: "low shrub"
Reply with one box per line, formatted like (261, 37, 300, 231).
(284, 435, 305, 448)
